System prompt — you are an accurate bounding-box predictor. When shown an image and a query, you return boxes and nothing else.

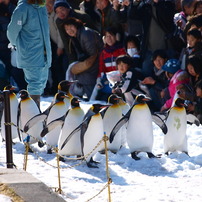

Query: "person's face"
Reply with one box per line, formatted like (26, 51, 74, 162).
(117, 62, 129, 74)
(187, 63, 197, 76)
(55, 6, 69, 20)
(187, 35, 199, 48)
(127, 41, 137, 49)
(196, 87, 202, 97)
(165, 71, 173, 79)
(153, 56, 166, 70)
(105, 32, 116, 46)
(96, 0, 108, 10)
(195, 3, 202, 14)
(46, 0, 54, 13)
(64, 24, 77, 37)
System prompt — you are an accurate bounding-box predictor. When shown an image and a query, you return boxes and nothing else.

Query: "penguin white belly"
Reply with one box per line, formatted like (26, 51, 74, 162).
(46, 104, 68, 149)
(20, 100, 43, 144)
(58, 108, 85, 155)
(164, 108, 187, 153)
(103, 106, 122, 152)
(127, 104, 153, 153)
(1, 95, 18, 140)
(83, 114, 104, 162)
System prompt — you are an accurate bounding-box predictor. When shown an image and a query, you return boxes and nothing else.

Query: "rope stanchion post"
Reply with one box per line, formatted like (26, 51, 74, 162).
(3, 90, 13, 168)
(23, 135, 30, 171)
(103, 132, 112, 202)
(23, 143, 29, 171)
(55, 147, 62, 194)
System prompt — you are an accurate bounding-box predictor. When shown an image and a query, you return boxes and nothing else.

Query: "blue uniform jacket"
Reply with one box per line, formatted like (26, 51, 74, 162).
(7, 0, 51, 69)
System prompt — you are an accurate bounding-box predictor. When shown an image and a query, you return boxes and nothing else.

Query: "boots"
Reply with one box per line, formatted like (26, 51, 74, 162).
(30, 95, 40, 108)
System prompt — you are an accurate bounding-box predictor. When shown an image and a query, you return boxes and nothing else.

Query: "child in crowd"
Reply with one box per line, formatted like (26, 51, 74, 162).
(112, 55, 145, 106)
(181, 28, 202, 69)
(95, 27, 126, 101)
(187, 79, 202, 124)
(141, 49, 168, 111)
(186, 55, 202, 87)
(186, 28, 202, 55)
(160, 59, 190, 112)
(124, 35, 142, 69)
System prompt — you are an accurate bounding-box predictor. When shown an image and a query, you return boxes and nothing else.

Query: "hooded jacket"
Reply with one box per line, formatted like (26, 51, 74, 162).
(7, 0, 51, 69)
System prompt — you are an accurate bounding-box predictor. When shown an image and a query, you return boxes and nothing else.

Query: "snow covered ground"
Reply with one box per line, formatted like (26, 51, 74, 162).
(1, 96, 202, 202)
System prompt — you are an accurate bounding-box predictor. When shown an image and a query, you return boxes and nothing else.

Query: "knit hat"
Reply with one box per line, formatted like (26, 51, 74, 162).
(54, 0, 71, 12)
(162, 59, 181, 74)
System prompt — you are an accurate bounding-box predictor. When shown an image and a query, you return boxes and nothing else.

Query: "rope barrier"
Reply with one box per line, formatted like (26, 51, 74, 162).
(4, 121, 113, 201)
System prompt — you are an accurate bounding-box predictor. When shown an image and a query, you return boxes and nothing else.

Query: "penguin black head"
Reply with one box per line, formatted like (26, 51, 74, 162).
(19, 90, 29, 100)
(174, 98, 185, 107)
(55, 92, 66, 102)
(58, 80, 75, 93)
(92, 104, 110, 114)
(108, 94, 121, 105)
(4, 85, 16, 92)
(135, 94, 151, 104)
(71, 97, 80, 108)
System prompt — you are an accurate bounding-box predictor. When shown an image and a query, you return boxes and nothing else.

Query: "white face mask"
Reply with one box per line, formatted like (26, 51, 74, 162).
(127, 48, 138, 57)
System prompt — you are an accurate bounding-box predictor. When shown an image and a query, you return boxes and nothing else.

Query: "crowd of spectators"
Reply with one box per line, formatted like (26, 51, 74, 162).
(0, 0, 202, 122)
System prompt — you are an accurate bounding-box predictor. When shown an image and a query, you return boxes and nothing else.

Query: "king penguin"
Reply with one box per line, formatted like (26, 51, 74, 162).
(40, 97, 85, 157)
(163, 98, 200, 156)
(18, 90, 43, 145)
(61, 104, 109, 168)
(1, 85, 19, 141)
(100, 94, 123, 153)
(110, 94, 156, 160)
(42, 92, 70, 154)
(56, 80, 75, 108)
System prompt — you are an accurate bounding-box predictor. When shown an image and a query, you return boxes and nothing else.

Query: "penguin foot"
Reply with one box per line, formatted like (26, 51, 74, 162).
(47, 149, 52, 154)
(183, 151, 190, 157)
(89, 157, 100, 164)
(165, 152, 169, 156)
(147, 152, 158, 158)
(86, 162, 99, 168)
(77, 155, 84, 160)
(28, 147, 33, 153)
(59, 156, 65, 162)
(38, 141, 45, 148)
(131, 152, 141, 160)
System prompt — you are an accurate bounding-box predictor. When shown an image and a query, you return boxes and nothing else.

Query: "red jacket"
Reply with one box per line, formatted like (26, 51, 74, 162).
(97, 43, 126, 77)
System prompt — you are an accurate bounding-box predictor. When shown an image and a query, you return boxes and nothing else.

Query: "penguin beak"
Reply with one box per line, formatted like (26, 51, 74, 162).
(10, 86, 17, 90)
(142, 97, 151, 102)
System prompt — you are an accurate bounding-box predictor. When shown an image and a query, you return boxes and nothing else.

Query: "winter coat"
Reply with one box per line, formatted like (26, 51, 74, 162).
(7, 0, 51, 69)
(98, 43, 126, 78)
(56, 9, 96, 64)
(72, 26, 103, 85)
(163, 69, 190, 109)
(0, 2, 16, 50)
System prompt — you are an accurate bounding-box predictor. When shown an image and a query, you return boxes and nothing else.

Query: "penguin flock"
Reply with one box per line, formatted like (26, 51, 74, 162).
(0, 82, 200, 168)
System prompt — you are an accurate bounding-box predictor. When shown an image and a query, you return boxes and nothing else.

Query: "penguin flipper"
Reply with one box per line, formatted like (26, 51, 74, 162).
(17, 103, 22, 142)
(152, 113, 168, 134)
(60, 123, 82, 150)
(186, 113, 200, 126)
(109, 116, 129, 143)
(23, 113, 47, 132)
(40, 115, 66, 137)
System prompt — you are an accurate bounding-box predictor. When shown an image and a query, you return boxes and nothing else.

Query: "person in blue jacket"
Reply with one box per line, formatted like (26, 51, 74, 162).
(7, 0, 52, 107)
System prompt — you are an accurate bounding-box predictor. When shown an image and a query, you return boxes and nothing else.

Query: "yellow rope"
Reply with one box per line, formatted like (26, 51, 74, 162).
(103, 132, 112, 202)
